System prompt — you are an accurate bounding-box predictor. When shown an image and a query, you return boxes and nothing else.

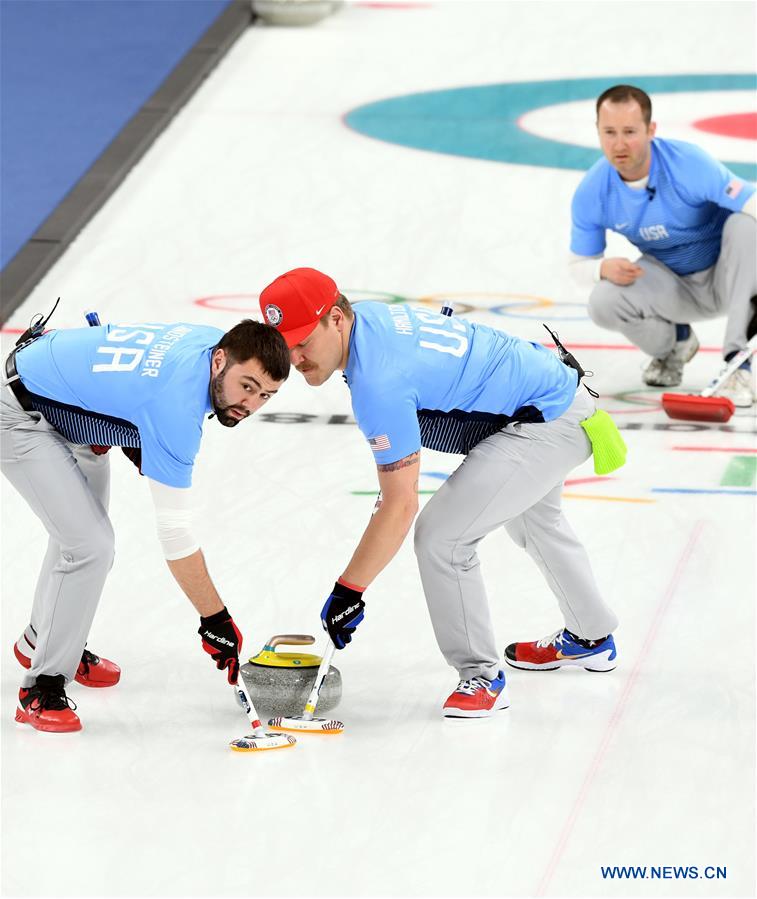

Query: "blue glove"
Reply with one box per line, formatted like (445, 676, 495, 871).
(321, 580, 365, 649)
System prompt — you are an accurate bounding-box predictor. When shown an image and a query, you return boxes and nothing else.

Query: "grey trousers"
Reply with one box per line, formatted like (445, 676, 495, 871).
(1, 387, 114, 687)
(414, 388, 618, 681)
(587, 212, 757, 360)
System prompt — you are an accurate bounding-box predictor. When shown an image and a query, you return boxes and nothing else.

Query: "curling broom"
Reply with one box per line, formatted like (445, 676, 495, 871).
(229, 678, 297, 752)
(268, 639, 344, 734)
(661, 335, 757, 423)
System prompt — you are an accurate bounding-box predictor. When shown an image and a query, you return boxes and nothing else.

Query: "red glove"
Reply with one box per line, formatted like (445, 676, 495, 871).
(198, 607, 243, 684)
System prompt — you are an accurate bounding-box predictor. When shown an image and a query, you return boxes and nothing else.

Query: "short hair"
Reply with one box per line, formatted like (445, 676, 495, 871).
(216, 319, 290, 381)
(596, 85, 653, 125)
(318, 293, 354, 326)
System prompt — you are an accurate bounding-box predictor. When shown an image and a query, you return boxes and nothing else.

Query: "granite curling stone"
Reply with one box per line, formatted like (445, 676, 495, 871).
(240, 634, 342, 717)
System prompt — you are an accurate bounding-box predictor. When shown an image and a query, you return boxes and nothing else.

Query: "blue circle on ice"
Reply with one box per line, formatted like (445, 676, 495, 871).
(344, 74, 756, 180)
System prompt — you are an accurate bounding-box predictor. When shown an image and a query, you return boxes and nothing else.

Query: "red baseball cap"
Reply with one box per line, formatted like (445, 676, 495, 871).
(259, 268, 340, 348)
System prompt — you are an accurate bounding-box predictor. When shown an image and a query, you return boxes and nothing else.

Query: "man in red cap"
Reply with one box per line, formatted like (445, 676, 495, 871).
(260, 268, 619, 719)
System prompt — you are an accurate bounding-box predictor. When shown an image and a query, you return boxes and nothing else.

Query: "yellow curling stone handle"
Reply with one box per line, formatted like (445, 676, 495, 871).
(249, 634, 322, 668)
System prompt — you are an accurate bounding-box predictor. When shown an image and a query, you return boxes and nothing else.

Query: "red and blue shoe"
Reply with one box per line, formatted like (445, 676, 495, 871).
(442, 670, 509, 718)
(505, 628, 617, 672)
(15, 632, 121, 688)
(15, 674, 82, 733)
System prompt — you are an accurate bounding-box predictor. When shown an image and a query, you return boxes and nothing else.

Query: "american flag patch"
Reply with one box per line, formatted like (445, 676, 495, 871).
(368, 434, 391, 452)
(725, 179, 743, 199)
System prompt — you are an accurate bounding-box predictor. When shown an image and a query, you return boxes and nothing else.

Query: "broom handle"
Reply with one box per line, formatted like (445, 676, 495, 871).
(701, 335, 757, 397)
(233, 679, 267, 736)
(301, 640, 336, 721)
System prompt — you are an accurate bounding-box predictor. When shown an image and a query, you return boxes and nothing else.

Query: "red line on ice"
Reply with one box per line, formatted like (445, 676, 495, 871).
(672, 446, 757, 453)
(563, 476, 613, 486)
(535, 521, 705, 897)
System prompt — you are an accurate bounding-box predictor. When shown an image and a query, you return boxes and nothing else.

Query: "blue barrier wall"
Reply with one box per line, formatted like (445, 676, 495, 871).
(1, 0, 232, 269)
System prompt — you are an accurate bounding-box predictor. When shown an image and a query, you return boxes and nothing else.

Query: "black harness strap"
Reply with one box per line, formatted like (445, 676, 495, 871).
(542, 323, 599, 398)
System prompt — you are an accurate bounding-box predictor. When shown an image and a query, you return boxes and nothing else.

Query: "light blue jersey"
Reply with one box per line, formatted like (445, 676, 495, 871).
(344, 303, 578, 464)
(571, 138, 755, 276)
(15, 322, 223, 487)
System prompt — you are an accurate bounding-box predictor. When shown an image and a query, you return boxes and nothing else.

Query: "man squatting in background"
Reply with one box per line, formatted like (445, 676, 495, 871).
(570, 84, 757, 404)
(1, 312, 290, 732)
(260, 268, 620, 719)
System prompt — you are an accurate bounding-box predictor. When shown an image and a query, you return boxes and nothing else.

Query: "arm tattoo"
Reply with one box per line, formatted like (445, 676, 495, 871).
(376, 451, 420, 473)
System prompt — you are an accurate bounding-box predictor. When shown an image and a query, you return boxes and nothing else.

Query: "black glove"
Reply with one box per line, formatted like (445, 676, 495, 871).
(198, 606, 243, 684)
(321, 580, 365, 650)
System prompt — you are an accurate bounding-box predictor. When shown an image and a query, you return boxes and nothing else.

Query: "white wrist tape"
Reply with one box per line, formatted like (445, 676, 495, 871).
(148, 478, 200, 561)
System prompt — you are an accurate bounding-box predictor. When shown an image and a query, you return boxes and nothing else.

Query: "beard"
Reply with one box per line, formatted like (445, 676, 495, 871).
(210, 364, 248, 428)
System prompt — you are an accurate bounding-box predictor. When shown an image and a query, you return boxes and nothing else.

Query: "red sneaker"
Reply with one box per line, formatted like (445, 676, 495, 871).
(15, 675, 82, 733)
(505, 628, 617, 671)
(14, 639, 121, 688)
(75, 649, 121, 688)
(442, 670, 509, 719)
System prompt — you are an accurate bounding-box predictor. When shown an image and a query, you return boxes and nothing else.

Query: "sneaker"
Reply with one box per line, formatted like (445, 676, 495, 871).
(442, 670, 509, 718)
(15, 674, 81, 732)
(716, 368, 754, 408)
(642, 329, 699, 387)
(505, 628, 617, 671)
(14, 637, 121, 688)
(75, 649, 121, 687)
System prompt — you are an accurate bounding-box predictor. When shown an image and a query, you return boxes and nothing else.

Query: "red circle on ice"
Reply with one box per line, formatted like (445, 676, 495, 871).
(692, 112, 757, 139)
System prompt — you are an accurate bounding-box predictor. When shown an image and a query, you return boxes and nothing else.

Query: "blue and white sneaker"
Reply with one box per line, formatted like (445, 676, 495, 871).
(505, 628, 617, 671)
(442, 670, 510, 718)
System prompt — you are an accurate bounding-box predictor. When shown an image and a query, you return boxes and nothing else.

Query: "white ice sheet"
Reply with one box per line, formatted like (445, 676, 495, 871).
(2, 3, 755, 897)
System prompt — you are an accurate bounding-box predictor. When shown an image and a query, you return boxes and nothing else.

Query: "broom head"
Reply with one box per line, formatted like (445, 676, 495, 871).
(661, 392, 735, 423)
(268, 715, 344, 734)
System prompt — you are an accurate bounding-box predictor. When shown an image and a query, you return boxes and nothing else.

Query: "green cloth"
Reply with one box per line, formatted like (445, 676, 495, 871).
(580, 409, 627, 475)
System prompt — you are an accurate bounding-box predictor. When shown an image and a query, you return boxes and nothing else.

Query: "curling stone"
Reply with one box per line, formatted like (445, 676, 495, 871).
(251, 0, 335, 27)
(240, 634, 341, 717)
